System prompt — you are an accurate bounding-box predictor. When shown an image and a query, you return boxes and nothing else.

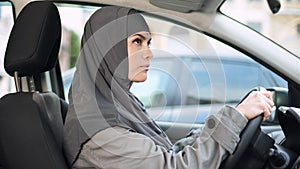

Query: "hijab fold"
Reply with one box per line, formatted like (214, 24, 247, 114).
(63, 6, 173, 165)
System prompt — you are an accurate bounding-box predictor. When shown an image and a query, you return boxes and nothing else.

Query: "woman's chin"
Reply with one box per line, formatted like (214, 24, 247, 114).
(130, 74, 147, 82)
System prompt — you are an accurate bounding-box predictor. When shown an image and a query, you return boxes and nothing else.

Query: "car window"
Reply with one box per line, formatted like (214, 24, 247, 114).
(0, 1, 14, 98)
(55, 3, 98, 99)
(131, 69, 176, 108)
(56, 3, 98, 71)
(217, 59, 260, 103)
(130, 57, 181, 108)
(188, 57, 286, 105)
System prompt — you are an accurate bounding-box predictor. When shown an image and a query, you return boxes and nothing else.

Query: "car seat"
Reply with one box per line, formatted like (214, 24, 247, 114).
(0, 1, 69, 169)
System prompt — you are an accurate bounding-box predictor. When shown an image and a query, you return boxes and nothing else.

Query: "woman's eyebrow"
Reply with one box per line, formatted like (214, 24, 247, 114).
(134, 33, 151, 41)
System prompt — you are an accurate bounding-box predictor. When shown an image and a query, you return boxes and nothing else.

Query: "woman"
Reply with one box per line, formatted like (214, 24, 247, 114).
(63, 6, 274, 169)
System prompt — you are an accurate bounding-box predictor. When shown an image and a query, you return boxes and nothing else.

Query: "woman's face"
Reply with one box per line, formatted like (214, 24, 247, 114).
(127, 31, 153, 82)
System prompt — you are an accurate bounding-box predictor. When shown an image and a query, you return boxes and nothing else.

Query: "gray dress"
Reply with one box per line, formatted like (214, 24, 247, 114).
(73, 105, 247, 169)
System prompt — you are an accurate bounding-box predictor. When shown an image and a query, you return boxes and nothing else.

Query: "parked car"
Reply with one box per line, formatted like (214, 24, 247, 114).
(1, 0, 300, 169)
(131, 55, 288, 123)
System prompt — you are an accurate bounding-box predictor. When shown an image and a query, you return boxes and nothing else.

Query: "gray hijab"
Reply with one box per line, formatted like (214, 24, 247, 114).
(63, 6, 173, 165)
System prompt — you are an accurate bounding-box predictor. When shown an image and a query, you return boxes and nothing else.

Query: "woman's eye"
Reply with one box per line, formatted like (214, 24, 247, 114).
(133, 38, 142, 45)
(147, 40, 151, 48)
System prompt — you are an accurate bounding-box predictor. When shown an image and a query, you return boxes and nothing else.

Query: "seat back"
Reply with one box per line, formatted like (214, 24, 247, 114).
(0, 1, 69, 169)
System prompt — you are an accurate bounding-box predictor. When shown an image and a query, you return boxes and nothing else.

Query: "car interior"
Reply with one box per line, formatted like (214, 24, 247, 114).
(0, 0, 300, 169)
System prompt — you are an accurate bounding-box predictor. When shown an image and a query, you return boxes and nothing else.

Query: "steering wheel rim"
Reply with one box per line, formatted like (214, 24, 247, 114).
(219, 115, 263, 169)
(219, 87, 265, 169)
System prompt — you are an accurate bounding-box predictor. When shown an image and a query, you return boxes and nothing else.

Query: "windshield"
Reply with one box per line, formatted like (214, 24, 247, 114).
(220, 0, 300, 57)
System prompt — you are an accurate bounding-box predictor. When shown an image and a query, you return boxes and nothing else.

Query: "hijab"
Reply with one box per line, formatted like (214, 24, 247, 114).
(63, 6, 173, 165)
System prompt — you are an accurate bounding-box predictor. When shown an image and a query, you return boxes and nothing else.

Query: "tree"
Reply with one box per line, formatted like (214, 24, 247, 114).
(69, 30, 80, 68)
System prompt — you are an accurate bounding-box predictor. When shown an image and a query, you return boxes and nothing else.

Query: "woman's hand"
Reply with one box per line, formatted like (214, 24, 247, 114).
(236, 91, 274, 121)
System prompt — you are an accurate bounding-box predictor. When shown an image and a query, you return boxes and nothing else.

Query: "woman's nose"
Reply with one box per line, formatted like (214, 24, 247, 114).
(144, 47, 153, 60)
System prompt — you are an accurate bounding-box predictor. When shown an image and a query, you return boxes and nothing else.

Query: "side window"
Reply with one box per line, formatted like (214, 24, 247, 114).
(222, 59, 260, 103)
(130, 14, 288, 123)
(131, 58, 181, 108)
(0, 1, 14, 98)
(56, 3, 98, 100)
(131, 69, 177, 108)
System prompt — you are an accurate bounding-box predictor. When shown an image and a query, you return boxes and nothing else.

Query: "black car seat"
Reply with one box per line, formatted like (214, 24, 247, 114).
(0, 1, 69, 169)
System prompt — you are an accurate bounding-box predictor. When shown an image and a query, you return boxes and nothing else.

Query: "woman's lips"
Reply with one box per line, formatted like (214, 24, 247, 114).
(141, 64, 150, 70)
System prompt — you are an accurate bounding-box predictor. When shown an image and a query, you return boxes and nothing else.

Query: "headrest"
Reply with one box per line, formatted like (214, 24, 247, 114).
(4, 1, 61, 77)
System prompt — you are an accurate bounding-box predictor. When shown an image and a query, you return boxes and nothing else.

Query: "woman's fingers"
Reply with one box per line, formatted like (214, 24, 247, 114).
(261, 91, 274, 106)
(262, 107, 271, 121)
(261, 91, 274, 121)
(236, 90, 274, 121)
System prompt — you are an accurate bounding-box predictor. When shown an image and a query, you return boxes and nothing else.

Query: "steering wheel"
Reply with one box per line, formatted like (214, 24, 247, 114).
(219, 87, 265, 169)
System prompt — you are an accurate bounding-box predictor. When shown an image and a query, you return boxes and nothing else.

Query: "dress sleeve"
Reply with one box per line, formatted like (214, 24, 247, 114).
(73, 105, 248, 169)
